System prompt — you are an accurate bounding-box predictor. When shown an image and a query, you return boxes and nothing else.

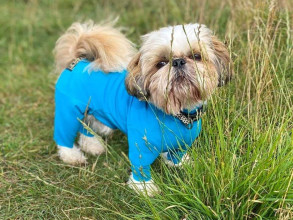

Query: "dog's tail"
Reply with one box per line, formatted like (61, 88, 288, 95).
(53, 20, 136, 73)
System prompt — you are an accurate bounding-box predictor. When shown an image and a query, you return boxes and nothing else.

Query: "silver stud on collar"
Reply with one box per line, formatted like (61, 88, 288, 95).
(174, 106, 204, 129)
(67, 57, 85, 71)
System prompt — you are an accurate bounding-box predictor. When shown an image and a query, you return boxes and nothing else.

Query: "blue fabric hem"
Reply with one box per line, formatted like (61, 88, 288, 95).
(132, 165, 151, 182)
(55, 142, 74, 148)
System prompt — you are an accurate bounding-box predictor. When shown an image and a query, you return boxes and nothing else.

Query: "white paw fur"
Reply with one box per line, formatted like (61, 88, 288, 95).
(161, 152, 190, 167)
(78, 133, 105, 155)
(58, 145, 87, 165)
(127, 174, 161, 197)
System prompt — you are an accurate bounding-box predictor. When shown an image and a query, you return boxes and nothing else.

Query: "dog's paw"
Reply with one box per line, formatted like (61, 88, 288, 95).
(58, 145, 87, 165)
(161, 152, 190, 167)
(127, 174, 160, 197)
(78, 134, 105, 155)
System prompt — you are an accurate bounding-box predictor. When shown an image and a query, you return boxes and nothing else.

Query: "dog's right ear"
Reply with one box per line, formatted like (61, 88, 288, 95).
(125, 52, 149, 100)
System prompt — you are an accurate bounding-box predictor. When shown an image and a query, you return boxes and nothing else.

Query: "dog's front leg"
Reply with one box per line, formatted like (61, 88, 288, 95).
(126, 134, 161, 196)
(161, 149, 191, 167)
(127, 165, 161, 197)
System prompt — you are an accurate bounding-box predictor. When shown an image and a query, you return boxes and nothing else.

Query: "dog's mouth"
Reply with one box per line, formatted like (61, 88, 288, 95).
(171, 69, 192, 85)
(168, 69, 202, 103)
(172, 75, 184, 83)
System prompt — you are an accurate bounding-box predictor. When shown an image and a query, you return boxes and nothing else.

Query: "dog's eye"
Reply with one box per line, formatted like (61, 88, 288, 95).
(156, 61, 168, 69)
(190, 53, 201, 61)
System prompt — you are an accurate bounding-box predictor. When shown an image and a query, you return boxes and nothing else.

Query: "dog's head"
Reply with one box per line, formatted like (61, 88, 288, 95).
(125, 24, 233, 114)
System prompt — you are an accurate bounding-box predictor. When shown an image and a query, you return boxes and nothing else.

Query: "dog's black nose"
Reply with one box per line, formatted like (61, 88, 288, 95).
(172, 58, 186, 68)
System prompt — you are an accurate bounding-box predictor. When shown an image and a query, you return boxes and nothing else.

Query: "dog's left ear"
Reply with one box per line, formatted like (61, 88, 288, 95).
(211, 36, 233, 86)
(125, 52, 149, 100)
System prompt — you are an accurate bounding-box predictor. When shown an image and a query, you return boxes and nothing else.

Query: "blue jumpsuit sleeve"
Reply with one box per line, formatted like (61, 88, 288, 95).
(53, 89, 87, 148)
(127, 129, 160, 181)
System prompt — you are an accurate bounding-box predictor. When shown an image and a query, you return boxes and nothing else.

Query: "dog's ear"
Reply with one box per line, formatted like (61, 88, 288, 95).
(125, 52, 149, 100)
(211, 36, 233, 86)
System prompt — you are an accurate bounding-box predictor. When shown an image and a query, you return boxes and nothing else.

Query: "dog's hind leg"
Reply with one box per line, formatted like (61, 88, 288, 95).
(58, 145, 87, 165)
(78, 134, 105, 155)
(78, 115, 113, 155)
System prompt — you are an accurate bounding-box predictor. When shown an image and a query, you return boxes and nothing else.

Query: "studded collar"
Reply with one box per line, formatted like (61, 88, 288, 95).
(174, 105, 205, 129)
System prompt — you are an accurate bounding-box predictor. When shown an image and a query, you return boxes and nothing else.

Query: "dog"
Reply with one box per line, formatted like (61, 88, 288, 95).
(53, 20, 232, 196)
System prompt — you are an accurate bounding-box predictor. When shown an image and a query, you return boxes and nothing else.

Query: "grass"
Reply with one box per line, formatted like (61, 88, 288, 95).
(0, 0, 292, 219)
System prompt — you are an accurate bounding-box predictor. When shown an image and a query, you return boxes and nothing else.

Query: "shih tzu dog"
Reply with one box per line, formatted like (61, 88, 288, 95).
(53, 20, 232, 196)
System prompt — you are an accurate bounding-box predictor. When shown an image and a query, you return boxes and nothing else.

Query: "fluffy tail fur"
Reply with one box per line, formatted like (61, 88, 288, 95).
(53, 20, 136, 73)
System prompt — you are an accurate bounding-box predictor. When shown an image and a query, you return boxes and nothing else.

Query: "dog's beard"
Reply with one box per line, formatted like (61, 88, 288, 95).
(147, 62, 217, 114)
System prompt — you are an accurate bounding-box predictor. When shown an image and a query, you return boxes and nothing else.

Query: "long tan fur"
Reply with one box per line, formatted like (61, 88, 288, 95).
(54, 20, 136, 73)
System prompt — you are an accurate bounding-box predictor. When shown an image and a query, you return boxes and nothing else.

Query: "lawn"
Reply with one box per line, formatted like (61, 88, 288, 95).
(0, 0, 292, 219)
